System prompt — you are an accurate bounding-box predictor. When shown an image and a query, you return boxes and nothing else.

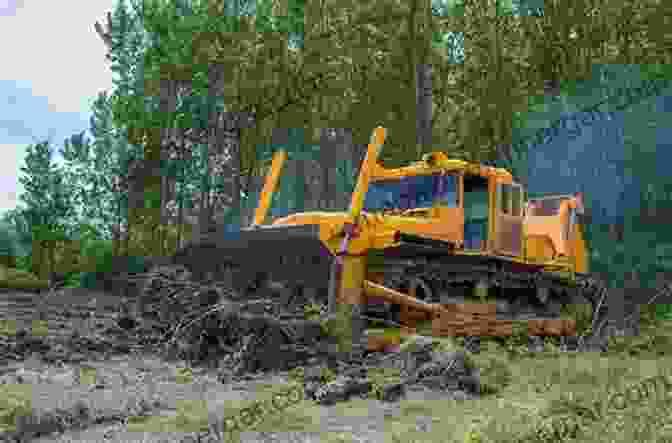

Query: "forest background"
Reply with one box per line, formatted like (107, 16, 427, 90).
(0, 0, 667, 293)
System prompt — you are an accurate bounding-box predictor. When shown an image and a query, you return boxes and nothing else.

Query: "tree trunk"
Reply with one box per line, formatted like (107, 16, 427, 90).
(125, 158, 143, 256)
(198, 180, 212, 237)
(151, 77, 178, 256)
(176, 141, 186, 250)
(219, 113, 243, 225)
(416, 63, 433, 149)
(319, 129, 339, 210)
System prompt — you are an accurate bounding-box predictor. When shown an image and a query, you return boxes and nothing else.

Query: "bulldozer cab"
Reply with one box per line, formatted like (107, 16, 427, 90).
(362, 167, 526, 254)
(463, 175, 490, 250)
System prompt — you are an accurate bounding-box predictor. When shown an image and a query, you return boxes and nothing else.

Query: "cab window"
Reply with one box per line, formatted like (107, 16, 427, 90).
(527, 197, 563, 216)
(364, 174, 458, 212)
(500, 184, 523, 216)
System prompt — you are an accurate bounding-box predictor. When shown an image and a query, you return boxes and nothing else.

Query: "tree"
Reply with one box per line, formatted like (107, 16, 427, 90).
(95, 0, 342, 235)
(17, 141, 76, 278)
(88, 0, 663, 240)
(59, 91, 145, 257)
(0, 220, 18, 268)
(1, 208, 32, 262)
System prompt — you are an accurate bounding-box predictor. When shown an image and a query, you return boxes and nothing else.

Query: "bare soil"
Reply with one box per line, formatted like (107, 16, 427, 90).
(0, 288, 460, 443)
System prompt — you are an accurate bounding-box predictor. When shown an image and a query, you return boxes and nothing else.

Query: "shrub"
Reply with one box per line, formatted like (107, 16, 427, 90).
(14, 255, 32, 274)
(0, 224, 18, 268)
(656, 304, 672, 321)
(78, 240, 148, 290)
(63, 272, 83, 288)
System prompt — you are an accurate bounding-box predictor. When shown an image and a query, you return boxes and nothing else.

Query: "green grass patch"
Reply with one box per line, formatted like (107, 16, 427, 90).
(126, 399, 210, 433)
(0, 278, 49, 291)
(249, 310, 672, 442)
(0, 384, 32, 434)
(0, 319, 17, 336)
(31, 320, 49, 337)
(0, 264, 49, 290)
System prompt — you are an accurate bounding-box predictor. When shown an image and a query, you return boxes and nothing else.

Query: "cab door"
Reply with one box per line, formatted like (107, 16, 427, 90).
(495, 182, 524, 257)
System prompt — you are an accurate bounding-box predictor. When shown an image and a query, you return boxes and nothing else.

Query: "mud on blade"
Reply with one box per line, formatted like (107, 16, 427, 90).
(173, 224, 334, 295)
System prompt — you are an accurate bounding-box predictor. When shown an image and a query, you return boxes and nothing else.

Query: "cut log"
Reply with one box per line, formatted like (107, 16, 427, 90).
(431, 312, 513, 337)
(400, 305, 430, 326)
(440, 303, 497, 315)
(527, 318, 576, 336)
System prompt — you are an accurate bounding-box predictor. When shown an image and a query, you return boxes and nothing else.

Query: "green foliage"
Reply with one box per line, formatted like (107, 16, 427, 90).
(12, 140, 78, 277)
(78, 235, 149, 290)
(110, 0, 216, 139)
(62, 92, 142, 240)
(18, 141, 75, 232)
(367, 366, 402, 400)
(1, 210, 31, 258)
(287, 366, 305, 384)
(108, 0, 152, 130)
(0, 276, 49, 291)
(602, 305, 672, 358)
(303, 303, 322, 321)
(78, 239, 115, 289)
(657, 304, 672, 321)
(431, 0, 466, 17)
(470, 352, 513, 395)
(63, 272, 83, 289)
(318, 365, 337, 385)
(287, 363, 336, 393)
(255, 0, 305, 48)
(319, 304, 359, 353)
(13, 254, 32, 274)
(0, 222, 18, 267)
(0, 385, 31, 433)
(561, 302, 593, 337)
(81, 239, 115, 270)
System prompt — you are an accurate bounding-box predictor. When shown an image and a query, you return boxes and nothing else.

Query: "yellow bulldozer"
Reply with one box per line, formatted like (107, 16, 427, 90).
(175, 127, 607, 353)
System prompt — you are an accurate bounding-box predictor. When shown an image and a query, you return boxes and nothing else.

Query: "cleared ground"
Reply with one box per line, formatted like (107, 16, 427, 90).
(2, 288, 672, 443)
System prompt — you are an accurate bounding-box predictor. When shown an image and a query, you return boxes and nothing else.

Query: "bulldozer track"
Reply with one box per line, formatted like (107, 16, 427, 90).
(366, 251, 609, 325)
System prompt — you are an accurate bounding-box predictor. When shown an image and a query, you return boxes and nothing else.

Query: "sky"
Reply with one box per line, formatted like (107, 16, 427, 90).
(0, 0, 117, 215)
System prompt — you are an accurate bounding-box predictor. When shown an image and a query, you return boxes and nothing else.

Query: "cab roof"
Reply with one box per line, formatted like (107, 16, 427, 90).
(370, 151, 515, 184)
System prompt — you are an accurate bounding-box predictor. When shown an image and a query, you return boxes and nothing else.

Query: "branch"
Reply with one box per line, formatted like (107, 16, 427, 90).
(94, 11, 113, 50)
(240, 71, 335, 124)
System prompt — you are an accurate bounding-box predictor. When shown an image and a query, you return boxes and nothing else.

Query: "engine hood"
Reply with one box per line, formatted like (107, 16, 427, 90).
(272, 211, 353, 227)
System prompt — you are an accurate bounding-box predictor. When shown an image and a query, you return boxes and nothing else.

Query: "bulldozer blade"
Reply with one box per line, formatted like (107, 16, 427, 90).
(173, 224, 334, 296)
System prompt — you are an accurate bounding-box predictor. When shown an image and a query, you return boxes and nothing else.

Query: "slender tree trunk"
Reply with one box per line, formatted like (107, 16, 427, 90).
(221, 113, 243, 224)
(158, 162, 169, 256)
(151, 77, 178, 256)
(416, 63, 433, 150)
(320, 128, 347, 210)
(176, 141, 185, 249)
(198, 154, 212, 237)
(49, 238, 56, 278)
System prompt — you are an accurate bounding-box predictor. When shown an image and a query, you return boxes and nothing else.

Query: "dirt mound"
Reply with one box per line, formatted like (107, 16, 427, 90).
(125, 265, 336, 373)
